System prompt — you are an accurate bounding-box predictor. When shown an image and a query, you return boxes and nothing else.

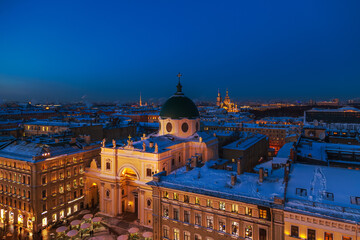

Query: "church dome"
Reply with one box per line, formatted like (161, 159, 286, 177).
(159, 78, 200, 119)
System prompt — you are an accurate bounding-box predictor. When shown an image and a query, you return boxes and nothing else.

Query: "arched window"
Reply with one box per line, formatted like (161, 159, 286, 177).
(106, 160, 111, 170)
(106, 189, 110, 198)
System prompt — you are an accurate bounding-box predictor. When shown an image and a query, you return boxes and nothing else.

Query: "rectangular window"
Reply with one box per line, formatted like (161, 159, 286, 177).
(350, 196, 360, 205)
(195, 197, 200, 205)
(195, 213, 201, 225)
(173, 208, 179, 220)
(232, 222, 239, 235)
(184, 210, 190, 223)
(296, 188, 307, 197)
(146, 168, 152, 177)
(184, 232, 190, 240)
(231, 204, 238, 213)
(206, 199, 212, 207)
(291, 225, 299, 238)
(184, 195, 189, 203)
(173, 229, 179, 240)
(163, 191, 169, 199)
(308, 229, 316, 240)
(342, 237, 352, 240)
(219, 201, 225, 210)
(245, 207, 252, 216)
(163, 207, 169, 217)
(219, 220, 226, 232)
(173, 192, 178, 200)
(259, 208, 269, 219)
(163, 227, 168, 238)
(323, 192, 334, 201)
(325, 232, 333, 240)
(206, 216, 213, 229)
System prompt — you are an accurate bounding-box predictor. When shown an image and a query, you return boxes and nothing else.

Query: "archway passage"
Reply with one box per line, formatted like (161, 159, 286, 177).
(120, 168, 140, 219)
(89, 182, 99, 209)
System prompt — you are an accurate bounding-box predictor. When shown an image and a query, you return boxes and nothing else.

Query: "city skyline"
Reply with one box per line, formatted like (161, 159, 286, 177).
(1, 0, 360, 102)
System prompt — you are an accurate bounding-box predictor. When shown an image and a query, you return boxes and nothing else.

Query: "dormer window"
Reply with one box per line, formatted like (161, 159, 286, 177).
(350, 196, 360, 205)
(296, 188, 307, 197)
(323, 192, 334, 201)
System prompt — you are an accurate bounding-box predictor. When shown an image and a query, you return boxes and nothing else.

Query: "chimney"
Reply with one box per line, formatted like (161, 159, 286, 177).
(191, 156, 198, 168)
(149, 142, 154, 148)
(237, 158, 242, 175)
(259, 167, 264, 183)
(84, 135, 91, 144)
(231, 174, 237, 186)
(264, 169, 268, 177)
(186, 163, 192, 172)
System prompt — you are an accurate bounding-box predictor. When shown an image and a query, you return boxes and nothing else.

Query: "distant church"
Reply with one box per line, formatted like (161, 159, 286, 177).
(216, 89, 239, 112)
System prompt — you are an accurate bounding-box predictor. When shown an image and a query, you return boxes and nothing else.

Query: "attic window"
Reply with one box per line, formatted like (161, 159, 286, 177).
(350, 196, 360, 205)
(296, 188, 307, 197)
(323, 192, 334, 201)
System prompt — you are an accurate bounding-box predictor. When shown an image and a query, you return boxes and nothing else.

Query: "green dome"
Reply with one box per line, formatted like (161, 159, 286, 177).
(160, 95, 200, 119)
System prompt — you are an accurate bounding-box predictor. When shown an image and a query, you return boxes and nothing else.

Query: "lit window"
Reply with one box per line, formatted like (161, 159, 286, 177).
(206, 216, 213, 229)
(219, 202, 225, 210)
(206, 199, 212, 207)
(324, 232, 333, 240)
(60, 210, 65, 219)
(231, 204, 238, 213)
(245, 207, 252, 216)
(173, 229, 179, 240)
(163, 207, 169, 217)
(67, 207, 71, 216)
(219, 220, 226, 232)
(232, 222, 239, 235)
(52, 213, 57, 222)
(163, 191, 168, 199)
(259, 208, 268, 219)
(173, 192, 178, 200)
(42, 217, 47, 227)
(195, 197, 200, 205)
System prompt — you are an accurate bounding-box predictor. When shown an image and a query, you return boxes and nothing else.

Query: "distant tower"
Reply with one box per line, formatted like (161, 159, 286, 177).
(216, 89, 222, 107)
(139, 92, 142, 106)
(224, 88, 230, 104)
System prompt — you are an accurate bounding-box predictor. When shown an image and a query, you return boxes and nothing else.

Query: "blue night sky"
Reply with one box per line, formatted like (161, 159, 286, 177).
(1, 0, 360, 103)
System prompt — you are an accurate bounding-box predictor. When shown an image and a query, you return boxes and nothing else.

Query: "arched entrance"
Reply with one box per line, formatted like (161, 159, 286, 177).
(119, 166, 140, 219)
(89, 182, 99, 209)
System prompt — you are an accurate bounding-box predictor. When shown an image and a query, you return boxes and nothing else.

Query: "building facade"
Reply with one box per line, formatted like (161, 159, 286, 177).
(85, 80, 218, 227)
(0, 138, 100, 236)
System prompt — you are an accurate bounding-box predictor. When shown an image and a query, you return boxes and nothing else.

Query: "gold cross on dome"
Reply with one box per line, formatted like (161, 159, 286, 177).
(128, 135, 132, 141)
(177, 72, 182, 80)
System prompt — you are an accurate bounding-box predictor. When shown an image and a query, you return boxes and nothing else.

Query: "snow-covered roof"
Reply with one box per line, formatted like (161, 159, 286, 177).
(286, 164, 360, 222)
(223, 133, 266, 150)
(122, 131, 216, 154)
(148, 159, 285, 208)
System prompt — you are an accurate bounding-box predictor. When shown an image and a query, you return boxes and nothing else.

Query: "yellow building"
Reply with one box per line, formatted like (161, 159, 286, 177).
(85, 80, 218, 227)
(0, 137, 100, 235)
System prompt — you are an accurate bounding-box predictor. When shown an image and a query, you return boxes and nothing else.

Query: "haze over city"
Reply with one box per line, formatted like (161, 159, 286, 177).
(1, 0, 360, 102)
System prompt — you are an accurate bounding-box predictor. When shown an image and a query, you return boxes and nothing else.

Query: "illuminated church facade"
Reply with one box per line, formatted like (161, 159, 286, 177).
(217, 89, 239, 112)
(85, 77, 218, 227)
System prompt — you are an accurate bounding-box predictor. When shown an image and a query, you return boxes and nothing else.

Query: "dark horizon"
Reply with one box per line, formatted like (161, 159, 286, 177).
(1, 0, 360, 102)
